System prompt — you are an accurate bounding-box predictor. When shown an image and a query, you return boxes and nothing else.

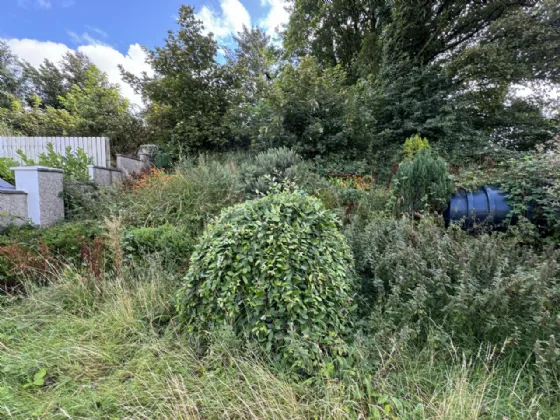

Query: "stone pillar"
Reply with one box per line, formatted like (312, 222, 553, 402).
(11, 166, 64, 227)
(138, 144, 159, 163)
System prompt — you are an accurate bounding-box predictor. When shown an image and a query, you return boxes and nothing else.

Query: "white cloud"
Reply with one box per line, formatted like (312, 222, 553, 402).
(4, 38, 70, 67)
(87, 26, 109, 39)
(67, 31, 107, 46)
(37, 0, 52, 9)
(17, 0, 54, 9)
(260, 0, 290, 37)
(196, 0, 251, 40)
(194, 0, 289, 41)
(79, 43, 153, 107)
(2, 38, 152, 107)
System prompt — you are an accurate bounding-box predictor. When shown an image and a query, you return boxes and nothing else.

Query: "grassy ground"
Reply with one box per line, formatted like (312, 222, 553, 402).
(1, 264, 558, 419)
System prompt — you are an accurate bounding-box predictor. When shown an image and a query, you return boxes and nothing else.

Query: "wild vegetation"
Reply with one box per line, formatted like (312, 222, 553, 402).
(1, 1, 560, 418)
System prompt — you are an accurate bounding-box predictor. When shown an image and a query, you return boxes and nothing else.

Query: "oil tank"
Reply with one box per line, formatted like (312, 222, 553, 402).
(444, 186, 515, 228)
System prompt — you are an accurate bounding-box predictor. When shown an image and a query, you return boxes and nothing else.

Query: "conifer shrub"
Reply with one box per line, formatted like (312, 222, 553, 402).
(403, 134, 431, 160)
(177, 190, 356, 371)
(392, 149, 452, 214)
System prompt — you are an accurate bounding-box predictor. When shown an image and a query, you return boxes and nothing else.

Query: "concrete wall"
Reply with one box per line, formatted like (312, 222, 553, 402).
(87, 165, 124, 186)
(12, 166, 64, 227)
(116, 154, 150, 177)
(0, 190, 28, 228)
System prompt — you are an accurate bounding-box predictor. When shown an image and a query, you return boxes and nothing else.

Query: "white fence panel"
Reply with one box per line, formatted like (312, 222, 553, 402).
(0, 137, 110, 167)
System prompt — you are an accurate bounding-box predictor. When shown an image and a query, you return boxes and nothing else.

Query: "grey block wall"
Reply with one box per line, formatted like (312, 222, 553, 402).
(88, 165, 124, 186)
(116, 154, 150, 177)
(0, 190, 28, 228)
(38, 169, 64, 226)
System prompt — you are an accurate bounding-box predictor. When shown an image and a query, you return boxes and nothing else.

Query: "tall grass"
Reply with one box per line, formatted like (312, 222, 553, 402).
(116, 157, 244, 230)
(1, 262, 558, 419)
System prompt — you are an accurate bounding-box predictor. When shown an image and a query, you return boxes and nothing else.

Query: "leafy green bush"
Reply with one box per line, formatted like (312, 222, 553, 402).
(17, 143, 92, 181)
(62, 181, 117, 221)
(240, 147, 308, 196)
(493, 142, 560, 238)
(0, 157, 18, 184)
(250, 58, 370, 157)
(313, 153, 371, 178)
(392, 149, 452, 214)
(122, 225, 195, 265)
(177, 190, 356, 372)
(346, 216, 560, 363)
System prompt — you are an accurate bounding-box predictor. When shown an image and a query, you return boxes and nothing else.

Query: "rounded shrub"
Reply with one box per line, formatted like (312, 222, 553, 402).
(177, 190, 356, 371)
(240, 147, 309, 196)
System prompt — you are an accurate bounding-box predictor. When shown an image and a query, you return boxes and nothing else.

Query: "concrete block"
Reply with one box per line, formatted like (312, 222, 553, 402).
(12, 166, 64, 227)
(116, 154, 150, 177)
(0, 190, 29, 228)
(88, 165, 125, 186)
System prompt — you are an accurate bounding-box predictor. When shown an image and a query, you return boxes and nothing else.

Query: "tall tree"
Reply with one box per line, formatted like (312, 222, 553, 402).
(0, 41, 26, 108)
(60, 52, 92, 90)
(23, 59, 65, 109)
(60, 65, 145, 152)
(122, 5, 233, 153)
(223, 26, 281, 148)
(287, 0, 560, 158)
(23, 52, 94, 109)
(285, 0, 389, 81)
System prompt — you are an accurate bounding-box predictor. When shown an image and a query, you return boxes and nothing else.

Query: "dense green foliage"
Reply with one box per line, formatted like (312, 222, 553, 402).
(122, 225, 195, 265)
(492, 144, 560, 238)
(1, 150, 559, 417)
(3, 2, 559, 163)
(121, 6, 231, 153)
(347, 217, 560, 362)
(392, 149, 453, 214)
(18, 143, 92, 182)
(0, 157, 18, 184)
(286, 0, 560, 159)
(0, 49, 146, 153)
(177, 190, 355, 371)
(2, 1, 560, 416)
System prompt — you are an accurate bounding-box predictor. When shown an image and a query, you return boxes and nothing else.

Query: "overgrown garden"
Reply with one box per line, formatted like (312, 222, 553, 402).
(1, 1, 560, 418)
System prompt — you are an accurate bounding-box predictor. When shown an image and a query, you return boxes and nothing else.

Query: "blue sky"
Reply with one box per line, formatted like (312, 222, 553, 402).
(0, 0, 289, 105)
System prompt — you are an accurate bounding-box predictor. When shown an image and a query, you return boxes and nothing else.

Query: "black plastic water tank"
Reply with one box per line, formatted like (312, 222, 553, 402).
(444, 186, 514, 228)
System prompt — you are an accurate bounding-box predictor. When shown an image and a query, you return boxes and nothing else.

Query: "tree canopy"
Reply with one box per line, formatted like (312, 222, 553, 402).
(0, 46, 146, 153)
(1, 1, 558, 166)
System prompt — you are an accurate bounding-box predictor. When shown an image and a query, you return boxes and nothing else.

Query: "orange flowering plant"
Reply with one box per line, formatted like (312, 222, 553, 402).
(132, 167, 174, 191)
